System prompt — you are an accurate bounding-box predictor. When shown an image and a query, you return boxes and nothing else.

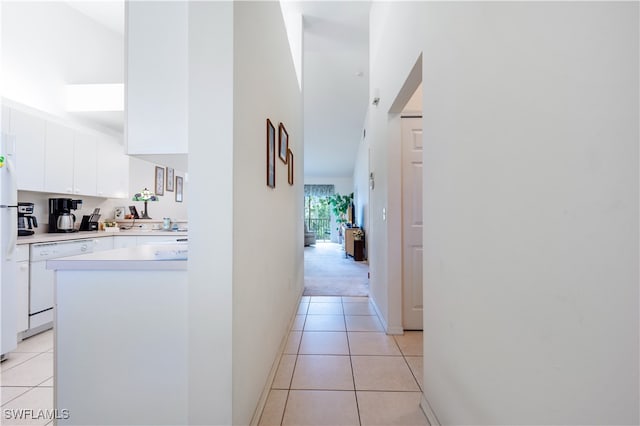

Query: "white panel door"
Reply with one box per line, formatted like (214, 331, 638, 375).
(402, 116, 423, 330)
(44, 122, 74, 194)
(10, 109, 46, 191)
(97, 135, 129, 198)
(73, 131, 98, 196)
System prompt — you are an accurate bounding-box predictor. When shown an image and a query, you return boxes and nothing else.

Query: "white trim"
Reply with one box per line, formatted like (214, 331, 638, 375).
(420, 394, 441, 426)
(249, 289, 304, 426)
(369, 294, 404, 335)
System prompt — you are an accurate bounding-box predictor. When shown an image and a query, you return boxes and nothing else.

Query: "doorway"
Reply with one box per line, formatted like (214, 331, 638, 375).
(387, 55, 424, 331)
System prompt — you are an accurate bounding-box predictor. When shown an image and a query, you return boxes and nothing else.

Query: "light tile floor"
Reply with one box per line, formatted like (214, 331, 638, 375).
(1, 298, 427, 426)
(258, 296, 428, 426)
(0, 329, 54, 426)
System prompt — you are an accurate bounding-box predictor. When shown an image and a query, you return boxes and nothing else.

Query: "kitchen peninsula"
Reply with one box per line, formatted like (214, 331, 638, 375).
(47, 244, 188, 425)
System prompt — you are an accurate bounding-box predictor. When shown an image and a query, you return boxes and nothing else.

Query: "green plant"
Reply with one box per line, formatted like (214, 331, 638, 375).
(328, 192, 354, 225)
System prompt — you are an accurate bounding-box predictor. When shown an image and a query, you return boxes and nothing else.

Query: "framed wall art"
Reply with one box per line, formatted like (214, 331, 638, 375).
(175, 176, 183, 202)
(155, 166, 165, 196)
(267, 119, 276, 188)
(287, 149, 294, 185)
(166, 167, 175, 192)
(279, 123, 288, 163)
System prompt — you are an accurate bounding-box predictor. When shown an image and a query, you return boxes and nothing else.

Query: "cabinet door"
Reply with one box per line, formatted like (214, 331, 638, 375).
(137, 235, 187, 245)
(10, 109, 46, 191)
(113, 236, 138, 249)
(44, 121, 74, 194)
(16, 261, 29, 334)
(73, 131, 98, 196)
(93, 237, 114, 252)
(97, 135, 129, 198)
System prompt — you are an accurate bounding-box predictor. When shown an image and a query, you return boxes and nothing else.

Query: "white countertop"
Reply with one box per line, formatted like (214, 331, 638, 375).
(17, 230, 188, 245)
(47, 244, 188, 271)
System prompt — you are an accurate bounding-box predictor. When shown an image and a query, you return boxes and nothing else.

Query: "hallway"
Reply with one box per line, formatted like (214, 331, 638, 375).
(258, 296, 427, 426)
(304, 243, 369, 296)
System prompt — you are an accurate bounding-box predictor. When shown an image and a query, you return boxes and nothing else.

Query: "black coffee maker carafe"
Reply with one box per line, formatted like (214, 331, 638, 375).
(17, 202, 38, 236)
(48, 198, 82, 233)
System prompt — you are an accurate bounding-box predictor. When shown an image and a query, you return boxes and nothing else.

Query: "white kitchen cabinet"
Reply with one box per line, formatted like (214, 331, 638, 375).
(10, 108, 46, 191)
(93, 237, 114, 252)
(126, 1, 188, 156)
(96, 135, 129, 198)
(113, 236, 137, 249)
(73, 131, 98, 196)
(1, 105, 10, 131)
(136, 235, 188, 245)
(16, 245, 29, 335)
(44, 121, 75, 194)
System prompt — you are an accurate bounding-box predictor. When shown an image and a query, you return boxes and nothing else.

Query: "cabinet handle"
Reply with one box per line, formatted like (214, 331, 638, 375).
(66, 188, 72, 193)
(20, 264, 28, 270)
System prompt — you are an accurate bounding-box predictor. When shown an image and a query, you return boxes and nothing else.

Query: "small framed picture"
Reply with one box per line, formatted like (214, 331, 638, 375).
(175, 176, 183, 202)
(287, 149, 294, 185)
(279, 123, 288, 164)
(166, 167, 175, 192)
(267, 119, 276, 188)
(155, 166, 165, 196)
(114, 206, 126, 220)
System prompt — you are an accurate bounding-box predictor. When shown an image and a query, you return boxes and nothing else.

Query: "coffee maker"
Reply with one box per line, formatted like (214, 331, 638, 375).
(17, 202, 38, 236)
(48, 198, 82, 233)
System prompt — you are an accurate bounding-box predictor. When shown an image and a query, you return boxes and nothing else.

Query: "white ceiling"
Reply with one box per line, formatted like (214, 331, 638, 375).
(298, 1, 371, 178)
(62, 1, 370, 179)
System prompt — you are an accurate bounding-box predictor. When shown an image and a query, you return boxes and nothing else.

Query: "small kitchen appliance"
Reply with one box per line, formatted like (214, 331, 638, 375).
(17, 202, 38, 236)
(48, 198, 82, 233)
(79, 208, 101, 231)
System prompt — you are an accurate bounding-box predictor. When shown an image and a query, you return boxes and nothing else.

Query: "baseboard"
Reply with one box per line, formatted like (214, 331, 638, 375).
(249, 290, 304, 426)
(368, 295, 404, 335)
(420, 394, 441, 426)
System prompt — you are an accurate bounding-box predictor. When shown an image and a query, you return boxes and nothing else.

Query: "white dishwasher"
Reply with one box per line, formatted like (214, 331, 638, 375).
(29, 239, 96, 332)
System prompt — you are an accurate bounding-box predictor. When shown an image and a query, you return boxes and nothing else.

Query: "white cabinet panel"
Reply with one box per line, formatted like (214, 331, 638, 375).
(97, 136, 129, 198)
(73, 131, 98, 196)
(10, 109, 46, 191)
(17, 261, 29, 334)
(44, 122, 74, 194)
(113, 236, 137, 249)
(137, 235, 187, 245)
(16, 245, 30, 335)
(94, 237, 114, 252)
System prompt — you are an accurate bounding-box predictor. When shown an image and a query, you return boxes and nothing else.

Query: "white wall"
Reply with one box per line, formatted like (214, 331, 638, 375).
(369, 2, 639, 424)
(187, 2, 234, 424)
(187, 2, 302, 424)
(1, 1, 123, 134)
(232, 2, 303, 423)
(305, 176, 353, 242)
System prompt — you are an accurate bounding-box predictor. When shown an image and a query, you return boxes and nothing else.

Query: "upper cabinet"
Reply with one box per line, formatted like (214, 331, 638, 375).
(44, 121, 75, 194)
(73, 131, 98, 196)
(5, 104, 128, 198)
(97, 135, 129, 199)
(126, 2, 188, 156)
(10, 109, 46, 191)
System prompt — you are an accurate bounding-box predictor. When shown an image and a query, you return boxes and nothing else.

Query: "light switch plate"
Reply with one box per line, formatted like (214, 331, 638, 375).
(382, 208, 386, 221)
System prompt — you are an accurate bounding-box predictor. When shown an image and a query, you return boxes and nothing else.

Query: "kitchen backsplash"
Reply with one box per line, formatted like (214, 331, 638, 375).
(18, 157, 188, 233)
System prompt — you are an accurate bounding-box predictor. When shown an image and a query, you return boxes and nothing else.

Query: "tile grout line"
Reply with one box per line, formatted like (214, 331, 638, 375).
(278, 307, 306, 426)
(343, 297, 363, 426)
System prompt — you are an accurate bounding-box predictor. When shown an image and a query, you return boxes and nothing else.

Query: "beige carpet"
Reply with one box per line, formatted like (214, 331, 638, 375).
(304, 242, 369, 296)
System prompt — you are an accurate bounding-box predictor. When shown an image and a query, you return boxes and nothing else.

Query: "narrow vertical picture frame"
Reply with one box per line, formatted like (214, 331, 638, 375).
(175, 176, 183, 202)
(287, 149, 294, 185)
(279, 123, 288, 163)
(267, 119, 276, 188)
(155, 166, 165, 196)
(166, 167, 175, 192)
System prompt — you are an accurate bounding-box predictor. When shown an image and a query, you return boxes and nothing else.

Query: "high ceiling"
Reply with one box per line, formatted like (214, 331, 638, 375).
(300, 2, 370, 178)
(64, 1, 371, 179)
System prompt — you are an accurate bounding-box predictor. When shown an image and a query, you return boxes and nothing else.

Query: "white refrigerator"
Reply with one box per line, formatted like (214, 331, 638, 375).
(0, 130, 18, 357)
